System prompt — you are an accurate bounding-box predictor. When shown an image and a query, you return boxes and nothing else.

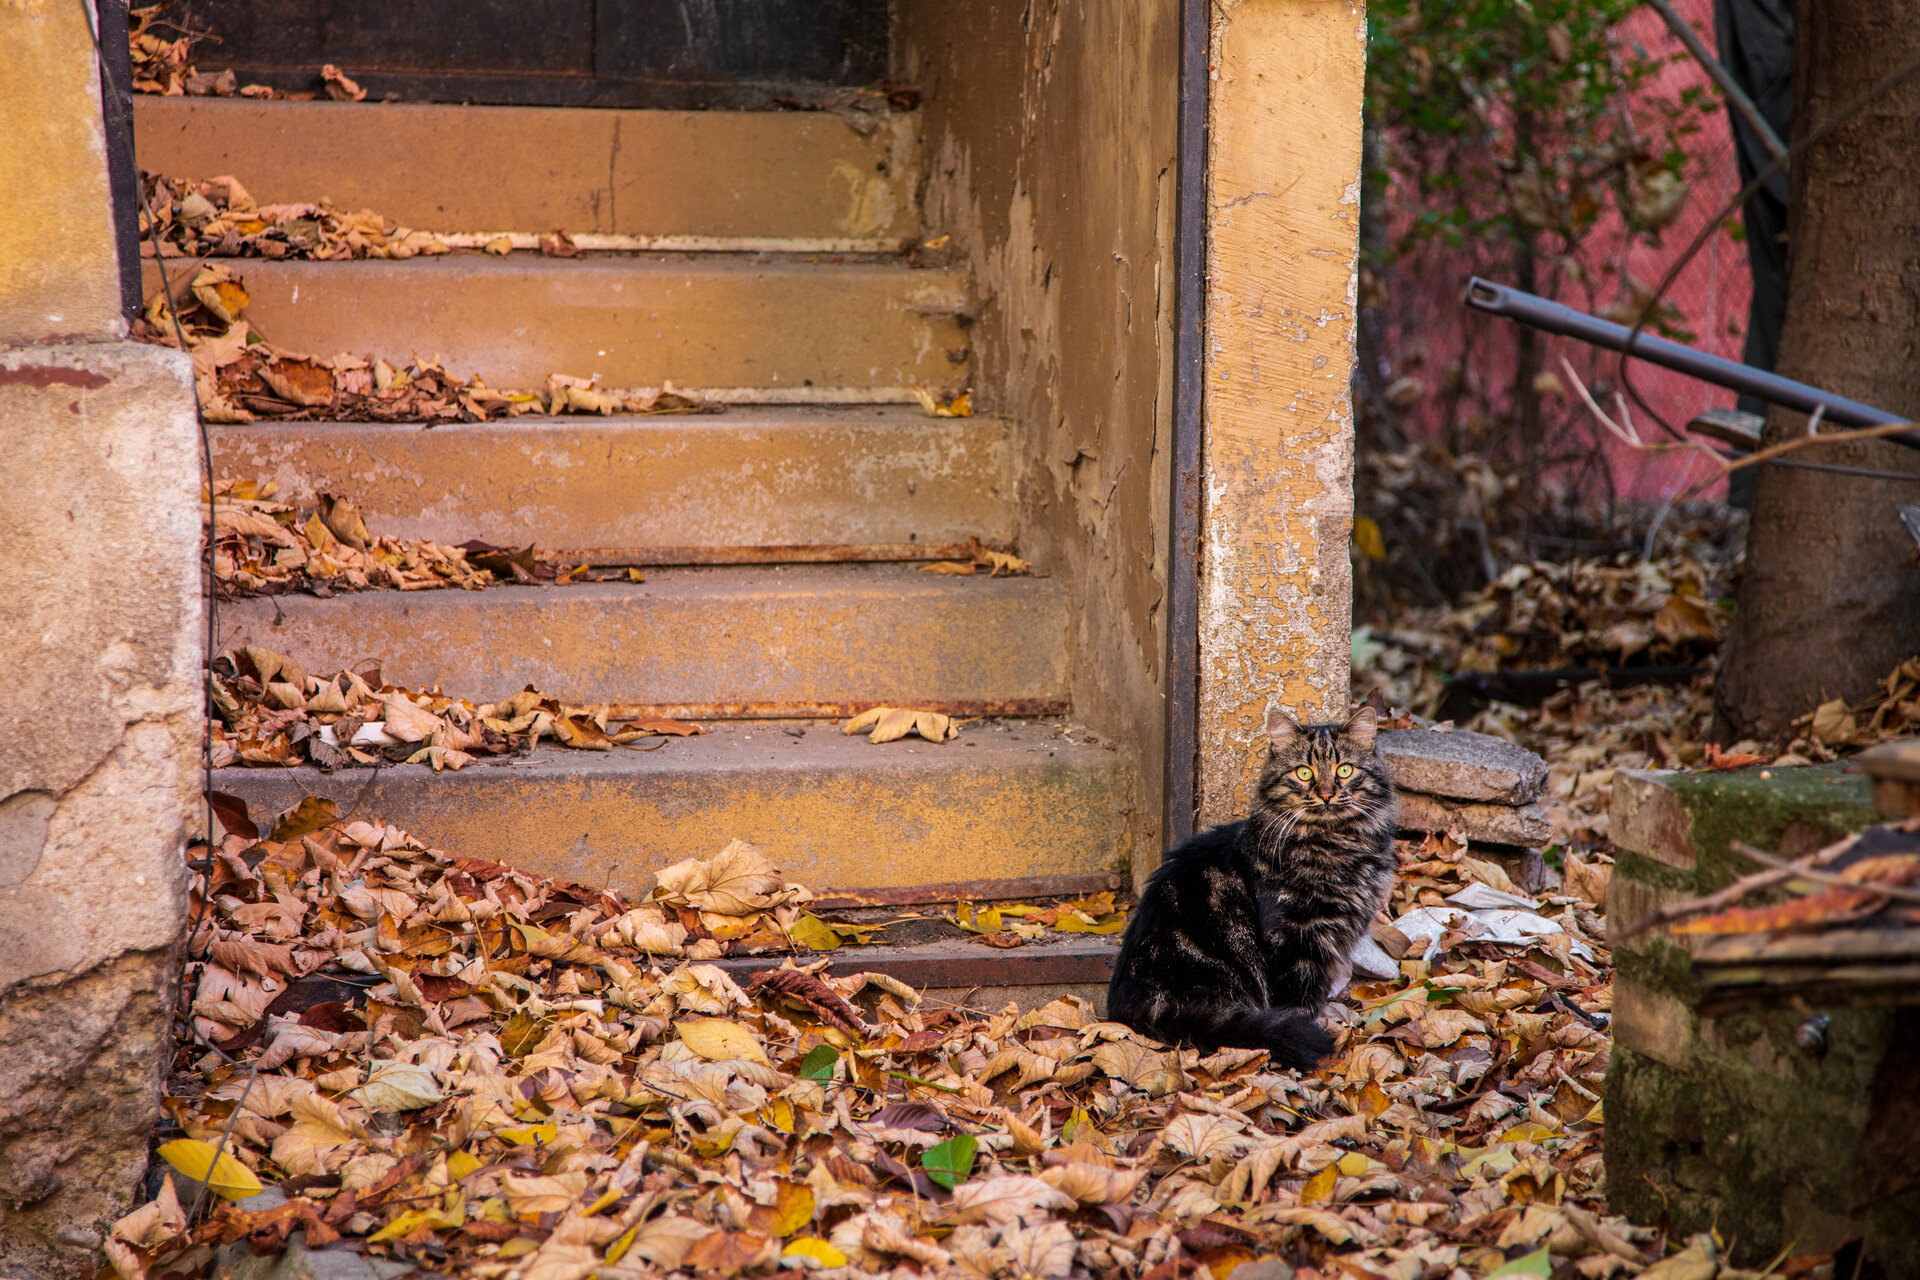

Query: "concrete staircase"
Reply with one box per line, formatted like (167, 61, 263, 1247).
(140, 98, 1135, 923)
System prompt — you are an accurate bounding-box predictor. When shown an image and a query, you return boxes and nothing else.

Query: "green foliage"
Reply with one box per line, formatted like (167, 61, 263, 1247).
(920, 1134, 978, 1190)
(1368, 0, 1709, 256)
(798, 1044, 839, 1080)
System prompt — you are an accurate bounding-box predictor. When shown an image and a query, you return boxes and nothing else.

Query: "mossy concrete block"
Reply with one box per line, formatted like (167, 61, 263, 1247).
(1607, 1014, 1920, 1277)
(1611, 764, 1875, 893)
(1605, 763, 1910, 1275)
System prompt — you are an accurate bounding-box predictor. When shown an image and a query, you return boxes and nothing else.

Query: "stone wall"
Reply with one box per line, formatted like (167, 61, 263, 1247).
(1604, 766, 1920, 1277)
(0, 4, 203, 1277)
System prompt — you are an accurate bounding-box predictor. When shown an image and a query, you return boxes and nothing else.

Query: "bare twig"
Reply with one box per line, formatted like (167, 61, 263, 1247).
(1619, 831, 1861, 938)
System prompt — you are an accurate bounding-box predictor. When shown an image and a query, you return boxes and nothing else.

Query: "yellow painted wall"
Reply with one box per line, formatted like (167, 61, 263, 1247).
(0, 0, 125, 346)
(1197, 0, 1367, 824)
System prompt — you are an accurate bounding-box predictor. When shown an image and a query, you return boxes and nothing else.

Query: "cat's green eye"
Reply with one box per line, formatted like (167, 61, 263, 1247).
(1293, 766, 1314, 782)
(1336, 763, 1355, 779)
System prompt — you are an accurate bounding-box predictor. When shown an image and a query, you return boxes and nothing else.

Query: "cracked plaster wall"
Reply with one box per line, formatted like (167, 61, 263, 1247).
(1, 7, 204, 1276)
(896, 0, 1179, 876)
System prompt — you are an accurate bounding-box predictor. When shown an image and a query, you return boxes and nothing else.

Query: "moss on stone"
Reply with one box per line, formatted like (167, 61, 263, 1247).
(1607, 1005, 1906, 1269)
(1654, 764, 1874, 892)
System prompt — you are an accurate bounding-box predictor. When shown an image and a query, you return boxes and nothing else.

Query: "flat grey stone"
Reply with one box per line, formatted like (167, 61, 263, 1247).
(1379, 728, 1549, 804)
(214, 1233, 411, 1280)
(1396, 791, 1553, 848)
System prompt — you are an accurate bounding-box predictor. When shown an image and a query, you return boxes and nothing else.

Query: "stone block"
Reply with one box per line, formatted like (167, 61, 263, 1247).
(1, 342, 201, 1280)
(1377, 728, 1548, 804)
(1611, 770, 1695, 870)
(1611, 974, 1693, 1068)
(1395, 791, 1552, 848)
(1604, 872, 1691, 955)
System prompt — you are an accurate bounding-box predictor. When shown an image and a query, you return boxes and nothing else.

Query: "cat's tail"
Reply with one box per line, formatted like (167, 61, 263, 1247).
(1119, 999, 1335, 1070)
(1200, 1006, 1335, 1070)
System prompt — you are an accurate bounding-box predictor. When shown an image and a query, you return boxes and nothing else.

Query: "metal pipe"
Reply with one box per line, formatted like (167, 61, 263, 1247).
(1463, 277, 1920, 448)
(1644, 0, 1790, 173)
(1164, 0, 1208, 851)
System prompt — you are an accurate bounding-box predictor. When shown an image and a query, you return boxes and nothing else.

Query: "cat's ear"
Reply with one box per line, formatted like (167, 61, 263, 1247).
(1265, 705, 1303, 749)
(1344, 704, 1379, 751)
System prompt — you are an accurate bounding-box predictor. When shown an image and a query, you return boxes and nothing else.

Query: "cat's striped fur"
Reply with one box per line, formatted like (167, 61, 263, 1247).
(1107, 705, 1398, 1069)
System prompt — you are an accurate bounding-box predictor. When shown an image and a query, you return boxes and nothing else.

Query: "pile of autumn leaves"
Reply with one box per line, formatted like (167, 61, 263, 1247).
(139, 251, 715, 427)
(212, 643, 702, 774)
(104, 803, 1784, 1280)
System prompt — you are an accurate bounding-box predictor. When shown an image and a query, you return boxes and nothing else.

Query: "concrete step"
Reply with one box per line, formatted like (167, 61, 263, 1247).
(142, 256, 971, 399)
(210, 408, 1016, 559)
(133, 97, 920, 248)
(219, 566, 1068, 716)
(216, 722, 1133, 899)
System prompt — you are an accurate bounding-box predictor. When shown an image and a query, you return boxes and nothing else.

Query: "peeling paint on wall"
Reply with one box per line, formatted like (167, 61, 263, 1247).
(1197, 0, 1366, 825)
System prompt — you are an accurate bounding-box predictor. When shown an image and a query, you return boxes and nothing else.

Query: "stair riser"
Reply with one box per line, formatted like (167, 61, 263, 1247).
(134, 98, 920, 245)
(219, 573, 1068, 710)
(216, 734, 1131, 896)
(141, 258, 971, 396)
(210, 412, 1015, 554)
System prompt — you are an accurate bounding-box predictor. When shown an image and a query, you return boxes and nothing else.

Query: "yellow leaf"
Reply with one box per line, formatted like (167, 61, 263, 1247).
(761, 1096, 796, 1134)
(627, 567, 647, 582)
(583, 1185, 622, 1216)
(1498, 1121, 1561, 1144)
(498, 1123, 557, 1146)
(1054, 911, 1127, 934)
(676, 1017, 770, 1064)
(1336, 1152, 1372, 1176)
(498, 1238, 540, 1259)
(917, 560, 976, 575)
(786, 913, 842, 951)
(755, 1181, 815, 1237)
(606, 1223, 641, 1264)
(908, 387, 972, 417)
(1353, 515, 1387, 561)
(368, 1209, 429, 1243)
(1300, 1163, 1338, 1204)
(783, 1238, 849, 1268)
(156, 1139, 264, 1202)
(1357, 1081, 1392, 1118)
(447, 1151, 483, 1181)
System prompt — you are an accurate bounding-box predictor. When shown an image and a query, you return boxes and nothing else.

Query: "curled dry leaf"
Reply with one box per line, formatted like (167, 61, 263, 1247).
(844, 706, 960, 743)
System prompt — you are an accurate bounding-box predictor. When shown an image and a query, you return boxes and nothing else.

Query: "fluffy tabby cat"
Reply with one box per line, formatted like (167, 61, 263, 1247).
(1108, 705, 1397, 1068)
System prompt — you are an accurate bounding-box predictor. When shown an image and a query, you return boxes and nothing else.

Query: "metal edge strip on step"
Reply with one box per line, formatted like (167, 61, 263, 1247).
(709, 936, 1119, 991)
(810, 872, 1123, 909)
(558, 542, 983, 567)
(562, 698, 1069, 721)
(141, 233, 908, 257)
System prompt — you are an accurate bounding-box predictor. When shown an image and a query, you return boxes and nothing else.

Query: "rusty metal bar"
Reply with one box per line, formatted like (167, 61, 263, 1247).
(556, 542, 983, 567)
(810, 871, 1122, 909)
(1164, 0, 1208, 852)
(597, 697, 1068, 722)
(711, 935, 1119, 992)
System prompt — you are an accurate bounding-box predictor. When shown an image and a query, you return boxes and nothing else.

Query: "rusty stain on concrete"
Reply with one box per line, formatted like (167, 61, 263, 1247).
(1196, 0, 1366, 824)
